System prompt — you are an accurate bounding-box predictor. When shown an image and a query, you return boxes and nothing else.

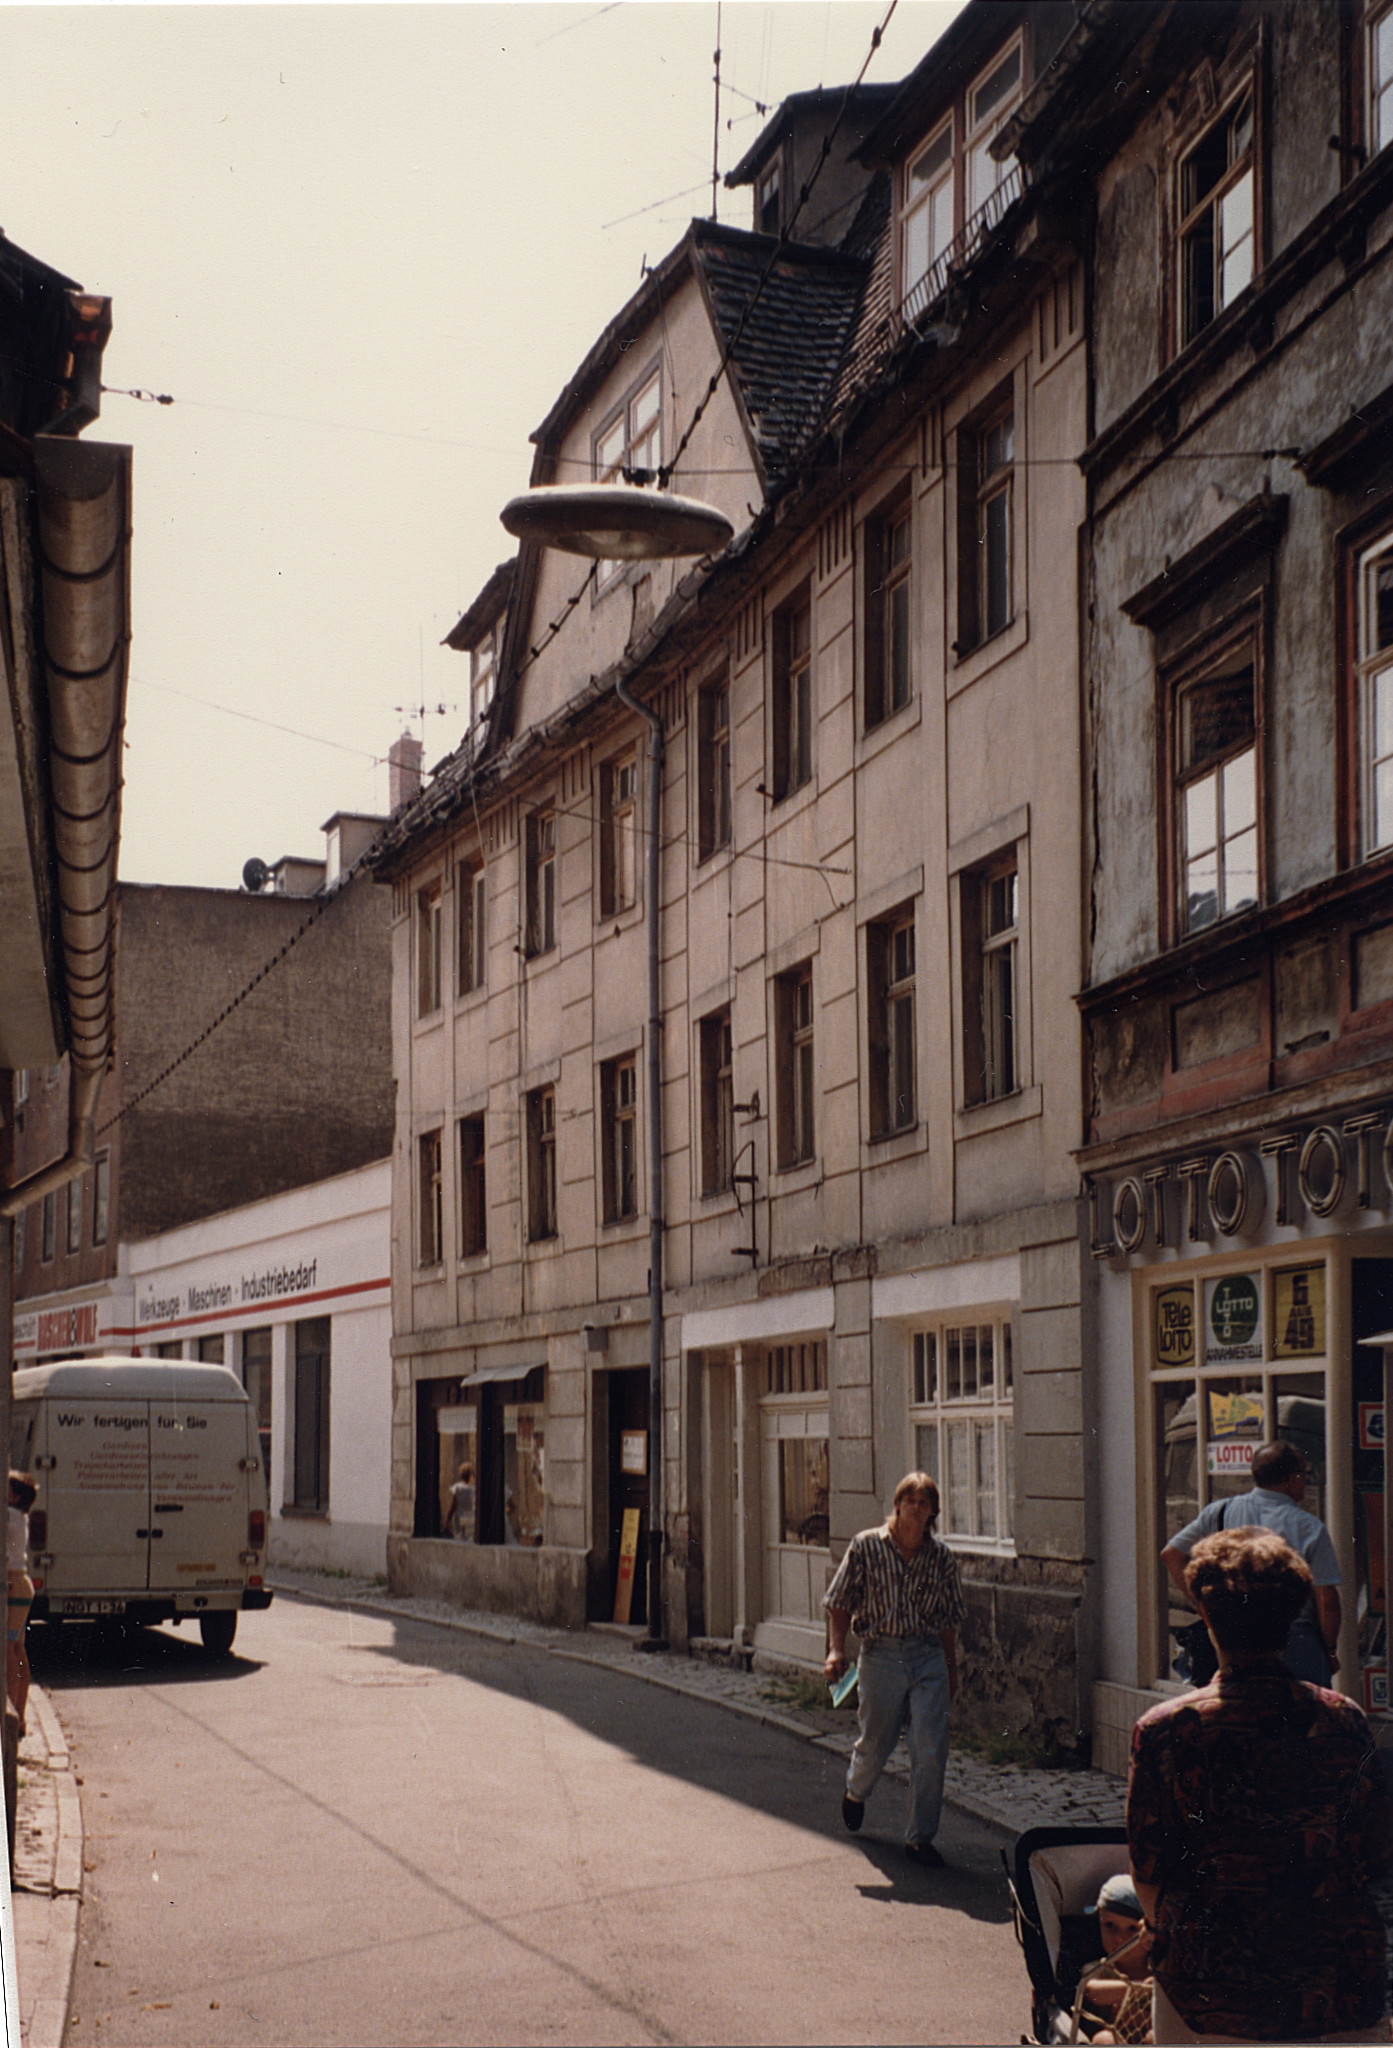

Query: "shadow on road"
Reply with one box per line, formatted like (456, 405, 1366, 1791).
(30, 1620, 264, 1691)
(325, 1599, 1014, 1931)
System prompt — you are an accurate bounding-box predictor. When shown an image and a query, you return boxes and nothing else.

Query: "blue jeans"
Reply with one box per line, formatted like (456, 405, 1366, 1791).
(845, 1635, 951, 1847)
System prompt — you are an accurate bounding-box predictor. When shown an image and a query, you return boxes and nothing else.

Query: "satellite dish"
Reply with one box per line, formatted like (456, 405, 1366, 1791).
(242, 857, 270, 894)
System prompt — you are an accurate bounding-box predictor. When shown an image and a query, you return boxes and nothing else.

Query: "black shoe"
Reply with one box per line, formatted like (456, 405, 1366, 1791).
(905, 1840, 944, 1868)
(841, 1793, 865, 1833)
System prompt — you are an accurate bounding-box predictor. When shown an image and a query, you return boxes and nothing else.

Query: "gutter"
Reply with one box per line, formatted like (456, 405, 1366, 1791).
(1, 436, 131, 1218)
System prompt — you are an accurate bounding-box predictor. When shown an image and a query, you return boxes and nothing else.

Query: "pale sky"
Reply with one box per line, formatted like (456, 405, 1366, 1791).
(5, 1, 963, 889)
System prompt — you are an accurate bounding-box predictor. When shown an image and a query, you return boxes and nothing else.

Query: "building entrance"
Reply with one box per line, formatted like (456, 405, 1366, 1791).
(606, 1367, 649, 1626)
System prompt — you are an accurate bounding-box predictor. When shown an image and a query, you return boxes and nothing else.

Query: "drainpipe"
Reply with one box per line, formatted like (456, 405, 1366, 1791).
(615, 674, 667, 1646)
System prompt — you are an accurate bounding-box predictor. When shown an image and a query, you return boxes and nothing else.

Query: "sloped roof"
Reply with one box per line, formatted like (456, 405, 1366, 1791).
(693, 218, 873, 492)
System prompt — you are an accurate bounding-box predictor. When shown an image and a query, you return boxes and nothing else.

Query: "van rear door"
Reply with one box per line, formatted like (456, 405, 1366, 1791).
(149, 1394, 248, 1599)
(43, 1399, 152, 1596)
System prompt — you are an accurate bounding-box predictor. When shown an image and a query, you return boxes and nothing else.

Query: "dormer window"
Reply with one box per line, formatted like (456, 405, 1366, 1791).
(900, 119, 954, 308)
(593, 364, 663, 589)
(757, 161, 781, 237)
(966, 37, 1023, 221)
(470, 633, 496, 734)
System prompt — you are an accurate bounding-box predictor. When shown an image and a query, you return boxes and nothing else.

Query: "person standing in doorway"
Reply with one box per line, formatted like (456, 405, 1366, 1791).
(823, 1471, 966, 1868)
(1161, 1440, 1340, 1684)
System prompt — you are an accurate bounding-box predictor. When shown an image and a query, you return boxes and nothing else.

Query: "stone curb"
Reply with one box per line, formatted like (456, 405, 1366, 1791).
(14, 1683, 83, 2048)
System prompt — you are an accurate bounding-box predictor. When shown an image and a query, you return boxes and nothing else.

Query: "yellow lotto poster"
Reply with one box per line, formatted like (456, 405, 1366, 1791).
(1208, 1387, 1264, 1439)
(1273, 1265, 1326, 1358)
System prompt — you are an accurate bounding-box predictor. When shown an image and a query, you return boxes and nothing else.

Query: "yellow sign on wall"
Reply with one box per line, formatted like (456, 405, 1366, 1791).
(613, 1506, 642, 1625)
(1273, 1265, 1326, 1358)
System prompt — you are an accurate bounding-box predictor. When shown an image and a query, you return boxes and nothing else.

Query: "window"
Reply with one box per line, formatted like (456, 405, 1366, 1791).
(292, 1316, 330, 1514)
(965, 38, 1023, 222)
(775, 964, 816, 1168)
(900, 119, 954, 306)
(864, 498, 913, 729)
(41, 1192, 55, 1264)
(459, 1115, 487, 1258)
(699, 1008, 735, 1196)
(957, 407, 1014, 653)
(470, 633, 496, 735)
(419, 1129, 443, 1266)
(1372, 4, 1393, 156)
(1175, 645, 1258, 932)
(911, 1316, 1014, 1544)
(13, 1210, 24, 1275)
(869, 908, 917, 1136)
(66, 1174, 82, 1255)
(1178, 88, 1255, 348)
(197, 1334, 225, 1364)
(772, 594, 813, 800)
(92, 1152, 109, 1247)
(697, 678, 732, 860)
(525, 808, 556, 957)
(1358, 531, 1393, 856)
(599, 750, 638, 917)
(757, 160, 781, 237)
(962, 858, 1019, 1103)
(416, 882, 442, 1016)
(242, 1325, 272, 1486)
(458, 858, 486, 994)
(527, 1086, 558, 1242)
(600, 1055, 638, 1222)
(594, 365, 662, 585)
(418, 1369, 546, 1547)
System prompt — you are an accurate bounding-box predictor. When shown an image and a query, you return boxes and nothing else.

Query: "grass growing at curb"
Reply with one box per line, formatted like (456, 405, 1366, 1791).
(950, 1723, 1070, 1770)
(759, 1674, 835, 1712)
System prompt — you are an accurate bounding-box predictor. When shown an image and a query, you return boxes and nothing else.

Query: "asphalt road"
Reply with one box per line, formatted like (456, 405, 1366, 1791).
(35, 1598, 1024, 2046)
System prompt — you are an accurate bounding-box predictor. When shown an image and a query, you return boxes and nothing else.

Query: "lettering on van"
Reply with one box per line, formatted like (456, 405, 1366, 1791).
(56, 1412, 148, 1432)
(156, 1415, 208, 1430)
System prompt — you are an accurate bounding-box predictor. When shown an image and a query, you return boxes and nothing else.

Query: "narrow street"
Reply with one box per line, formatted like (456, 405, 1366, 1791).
(34, 1597, 1022, 2047)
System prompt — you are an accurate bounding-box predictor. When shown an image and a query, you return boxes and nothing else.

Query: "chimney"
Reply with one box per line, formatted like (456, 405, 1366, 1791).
(389, 731, 423, 812)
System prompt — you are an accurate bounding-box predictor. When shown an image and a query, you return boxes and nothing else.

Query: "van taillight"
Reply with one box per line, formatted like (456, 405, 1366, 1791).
(28, 1510, 46, 1551)
(248, 1510, 265, 1549)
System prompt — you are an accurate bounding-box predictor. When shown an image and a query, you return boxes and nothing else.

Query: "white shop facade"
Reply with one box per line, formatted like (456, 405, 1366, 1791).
(13, 1160, 391, 1578)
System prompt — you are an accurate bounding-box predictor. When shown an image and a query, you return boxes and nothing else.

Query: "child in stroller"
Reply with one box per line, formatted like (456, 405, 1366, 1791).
(1006, 1826, 1153, 2044)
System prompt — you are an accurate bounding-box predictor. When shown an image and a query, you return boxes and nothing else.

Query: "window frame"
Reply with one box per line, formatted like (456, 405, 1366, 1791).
(909, 1312, 1015, 1551)
(961, 854, 1021, 1106)
(593, 362, 663, 591)
(524, 807, 557, 959)
(772, 590, 814, 802)
(868, 904, 918, 1138)
(899, 114, 955, 310)
(291, 1316, 331, 1515)
(1159, 613, 1263, 946)
(418, 1128, 444, 1267)
(864, 493, 914, 731)
(964, 33, 1024, 225)
(457, 856, 486, 995)
(696, 675, 732, 862)
(459, 1114, 487, 1259)
(41, 1191, 55, 1264)
(598, 748, 639, 918)
(775, 963, 816, 1170)
(1174, 78, 1258, 354)
(416, 880, 443, 1018)
(526, 1085, 559, 1243)
(470, 630, 497, 737)
(956, 401, 1015, 657)
(698, 1007, 736, 1197)
(1354, 522, 1393, 863)
(1370, 2, 1393, 160)
(599, 1053, 639, 1224)
(66, 1172, 83, 1256)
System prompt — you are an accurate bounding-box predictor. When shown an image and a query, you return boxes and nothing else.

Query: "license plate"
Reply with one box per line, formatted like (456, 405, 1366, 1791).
(58, 1597, 127, 1616)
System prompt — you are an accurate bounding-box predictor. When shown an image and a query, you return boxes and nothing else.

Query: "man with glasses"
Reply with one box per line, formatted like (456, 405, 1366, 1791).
(824, 1471, 966, 1868)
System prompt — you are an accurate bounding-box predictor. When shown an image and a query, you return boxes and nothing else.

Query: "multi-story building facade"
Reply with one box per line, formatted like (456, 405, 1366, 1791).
(1018, 0, 1393, 1767)
(374, 1, 1100, 1747)
(9, 813, 395, 1570)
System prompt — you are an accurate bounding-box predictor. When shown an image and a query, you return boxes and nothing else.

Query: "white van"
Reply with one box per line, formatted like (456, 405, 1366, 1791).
(9, 1356, 273, 1656)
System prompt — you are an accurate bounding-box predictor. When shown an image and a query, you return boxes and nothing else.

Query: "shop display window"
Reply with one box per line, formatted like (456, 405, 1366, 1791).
(1148, 1259, 1329, 1686)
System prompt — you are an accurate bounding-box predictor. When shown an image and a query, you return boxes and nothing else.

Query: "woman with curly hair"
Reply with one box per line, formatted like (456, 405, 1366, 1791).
(1128, 1527, 1393, 2044)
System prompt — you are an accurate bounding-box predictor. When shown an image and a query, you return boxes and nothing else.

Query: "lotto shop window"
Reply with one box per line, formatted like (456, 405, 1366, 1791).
(1150, 1260, 1329, 1686)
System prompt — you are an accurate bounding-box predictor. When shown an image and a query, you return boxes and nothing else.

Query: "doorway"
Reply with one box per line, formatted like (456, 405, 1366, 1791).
(607, 1368, 649, 1626)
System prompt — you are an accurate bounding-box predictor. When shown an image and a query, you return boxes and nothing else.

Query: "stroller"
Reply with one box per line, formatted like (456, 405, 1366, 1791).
(1005, 1824, 1137, 2043)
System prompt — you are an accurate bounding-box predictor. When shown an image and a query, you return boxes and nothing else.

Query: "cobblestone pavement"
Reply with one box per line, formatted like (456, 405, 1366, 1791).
(268, 1567, 1126, 1839)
